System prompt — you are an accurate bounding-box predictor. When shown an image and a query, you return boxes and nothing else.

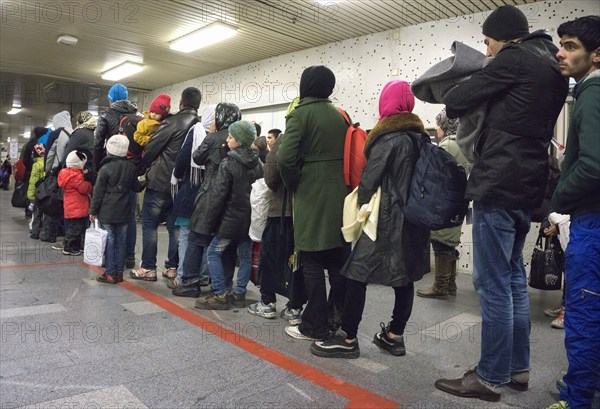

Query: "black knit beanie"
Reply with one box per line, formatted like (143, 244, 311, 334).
(482, 5, 529, 41)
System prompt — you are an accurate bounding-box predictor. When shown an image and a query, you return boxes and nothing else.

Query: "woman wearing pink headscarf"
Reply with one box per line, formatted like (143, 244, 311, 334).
(310, 80, 431, 359)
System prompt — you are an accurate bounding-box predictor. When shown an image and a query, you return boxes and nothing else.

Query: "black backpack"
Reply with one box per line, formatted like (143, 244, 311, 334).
(403, 133, 469, 230)
(114, 114, 145, 175)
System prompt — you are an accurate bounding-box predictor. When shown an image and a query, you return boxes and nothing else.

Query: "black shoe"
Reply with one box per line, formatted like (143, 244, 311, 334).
(231, 292, 246, 308)
(310, 332, 360, 359)
(30, 234, 39, 240)
(435, 368, 501, 402)
(373, 322, 406, 356)
(172, 285, 200, 298)
(125, 256, 136, 269)
(40, 237, 56, 243)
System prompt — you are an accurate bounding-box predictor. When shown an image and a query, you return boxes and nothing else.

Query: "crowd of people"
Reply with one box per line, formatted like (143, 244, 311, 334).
(7, 7, 599, 409)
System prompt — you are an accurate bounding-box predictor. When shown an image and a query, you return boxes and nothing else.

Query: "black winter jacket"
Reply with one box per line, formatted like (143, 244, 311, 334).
(193, 128, 229, 191)
(444, 30, 569, 210)
(90, 156, 143, 224)
(341, 113, 430, 287)
(143, 107, 199, 194)
(93, 100, 138, 171)
(190, 147, 263, 240)
(65, 128, 96, 183)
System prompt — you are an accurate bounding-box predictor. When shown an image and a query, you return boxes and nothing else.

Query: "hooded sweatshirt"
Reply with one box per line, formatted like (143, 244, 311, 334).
(46, 111, 74, 172)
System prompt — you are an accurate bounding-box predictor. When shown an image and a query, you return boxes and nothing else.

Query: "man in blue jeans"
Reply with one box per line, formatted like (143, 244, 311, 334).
(130, 87, 201, 281)
(547, 16, 600, 409)
(434, 5, 568, 402)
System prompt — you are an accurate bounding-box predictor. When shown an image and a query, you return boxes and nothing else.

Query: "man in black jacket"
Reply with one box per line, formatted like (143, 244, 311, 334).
(434, 5, 569, 403)
(93, 83, 140, 267)
(130, 87, 200, 282)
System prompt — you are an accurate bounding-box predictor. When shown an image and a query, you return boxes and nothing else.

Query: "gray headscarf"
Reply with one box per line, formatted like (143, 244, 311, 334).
(436, 108, 460, 136)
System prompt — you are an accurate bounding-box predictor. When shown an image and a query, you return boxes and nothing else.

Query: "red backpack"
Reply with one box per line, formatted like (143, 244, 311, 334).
(337, 108, 368, 190)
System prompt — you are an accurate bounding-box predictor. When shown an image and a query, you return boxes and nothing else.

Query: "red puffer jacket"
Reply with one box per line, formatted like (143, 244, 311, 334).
(58, 168, 93, 218)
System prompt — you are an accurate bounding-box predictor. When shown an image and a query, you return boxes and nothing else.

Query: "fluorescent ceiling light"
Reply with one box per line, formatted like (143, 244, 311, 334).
(102, 61, 144, 81)
(7, 107, 21, 115)
(23, 132, 30, 139)
(170, 22, 237, 53)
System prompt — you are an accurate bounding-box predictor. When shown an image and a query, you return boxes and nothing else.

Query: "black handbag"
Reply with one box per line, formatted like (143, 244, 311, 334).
(34, 171, 64, 218)
(528, 234, 563, 290)
(11, 181, 28, 208)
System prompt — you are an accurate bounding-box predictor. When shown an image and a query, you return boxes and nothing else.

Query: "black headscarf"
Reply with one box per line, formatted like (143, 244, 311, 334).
(215, 102, 241, 131)
(299, 65, 336, 99)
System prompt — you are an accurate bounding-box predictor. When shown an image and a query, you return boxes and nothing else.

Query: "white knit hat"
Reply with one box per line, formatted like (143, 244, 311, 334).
(106, 134, 129, 157)
(66, 151, 87, 169)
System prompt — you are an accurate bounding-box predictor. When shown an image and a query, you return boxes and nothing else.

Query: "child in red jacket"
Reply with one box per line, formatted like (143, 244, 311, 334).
(58, 151, 93, 256)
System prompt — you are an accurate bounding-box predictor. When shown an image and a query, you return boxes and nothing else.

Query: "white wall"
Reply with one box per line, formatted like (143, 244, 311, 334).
(148, 0, 599, 273)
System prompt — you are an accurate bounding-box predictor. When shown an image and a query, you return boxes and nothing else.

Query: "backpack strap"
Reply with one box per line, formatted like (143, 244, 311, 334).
(336, 107, 351, 126)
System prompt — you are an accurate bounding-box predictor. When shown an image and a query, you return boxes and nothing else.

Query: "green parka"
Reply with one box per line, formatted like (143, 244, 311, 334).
(277, 97, 348, 251)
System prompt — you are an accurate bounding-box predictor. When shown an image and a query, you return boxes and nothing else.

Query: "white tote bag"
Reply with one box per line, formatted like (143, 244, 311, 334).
(83, 221, 108, 266)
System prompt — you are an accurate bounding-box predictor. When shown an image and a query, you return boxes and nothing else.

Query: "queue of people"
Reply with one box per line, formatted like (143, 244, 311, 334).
(9, 8, 599, 409)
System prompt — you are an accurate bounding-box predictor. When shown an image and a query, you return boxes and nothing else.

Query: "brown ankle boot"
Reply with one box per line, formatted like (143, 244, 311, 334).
(417, 255, 452, 298)
(448, 258, 457, 296)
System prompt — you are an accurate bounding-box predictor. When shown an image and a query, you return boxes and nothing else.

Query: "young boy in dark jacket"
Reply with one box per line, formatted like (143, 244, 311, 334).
(90, 135, 144, 284)
(191, 120, 263, 310)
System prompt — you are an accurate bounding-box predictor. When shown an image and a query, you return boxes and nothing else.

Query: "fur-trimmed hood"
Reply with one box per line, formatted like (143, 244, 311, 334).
(365, 113, 425, 154)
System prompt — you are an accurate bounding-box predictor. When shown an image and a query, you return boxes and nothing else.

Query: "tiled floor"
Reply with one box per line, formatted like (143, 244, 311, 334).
(0, 190, 572, 408)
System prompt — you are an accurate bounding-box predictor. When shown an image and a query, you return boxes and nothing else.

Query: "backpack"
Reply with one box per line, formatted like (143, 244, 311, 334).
(403, 133, 469, 230)
(337, 108, 368, 190)
(114, 114, 145, 175)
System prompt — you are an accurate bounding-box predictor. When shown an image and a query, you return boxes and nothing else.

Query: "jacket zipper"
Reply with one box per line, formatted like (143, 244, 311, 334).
(581, 289, 600, 299)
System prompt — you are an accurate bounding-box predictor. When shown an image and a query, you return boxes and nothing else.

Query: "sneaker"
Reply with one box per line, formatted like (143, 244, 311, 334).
(281, 307, 302, 325)
(248, 301, 277, 319)
(373, 322, 406, 356)
(310, 335, 360, 359)
(166, 278, 180, 289)
(125, 256, 136, 269)
(52, 242, 64, 251)
(62, 249, 82, 256)
(284, 325, 319, 341)
(172, 284, 200, 298)
(195, 293, 230, 310)
(115, 272, 124, 283)
(231, 292, 246, 308)
(161, 267, 177, 279)
(551, 310, 565, 329)
(129, 268, 157, 281)
(96, 274, 118, 284)
(546, 401, 570, 409)
(544, 304, 563, 318)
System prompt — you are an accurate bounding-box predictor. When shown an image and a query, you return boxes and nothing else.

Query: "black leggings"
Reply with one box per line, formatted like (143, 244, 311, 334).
(341, 278, 414, 339)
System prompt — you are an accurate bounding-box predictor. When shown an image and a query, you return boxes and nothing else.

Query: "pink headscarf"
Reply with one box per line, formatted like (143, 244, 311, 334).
(378, 80, 415, 120)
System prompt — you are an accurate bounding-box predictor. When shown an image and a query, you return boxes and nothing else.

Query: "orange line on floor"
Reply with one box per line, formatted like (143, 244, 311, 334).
(0, 261, 82, 269)
(81, 262, 400, 409)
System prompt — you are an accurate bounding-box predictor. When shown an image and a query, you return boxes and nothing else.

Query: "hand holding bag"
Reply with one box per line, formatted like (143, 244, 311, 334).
(528, 234, 564, 291)
(83, 220, 108, 267)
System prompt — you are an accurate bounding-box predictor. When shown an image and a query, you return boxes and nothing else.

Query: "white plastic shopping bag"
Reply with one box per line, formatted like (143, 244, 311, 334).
(249, 178, 270, 242)
(83, 220, 108, 266)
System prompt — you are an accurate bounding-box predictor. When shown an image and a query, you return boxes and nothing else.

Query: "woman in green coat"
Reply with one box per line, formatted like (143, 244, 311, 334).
(277, 65, 350, 341)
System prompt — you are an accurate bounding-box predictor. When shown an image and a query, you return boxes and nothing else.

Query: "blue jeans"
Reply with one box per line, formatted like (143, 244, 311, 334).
(141, 189, 179, 270)
(104, 223, 128, 276)
(561, 213, 600, 409)
(126, 191, 137, 258)
(472, 201, 531, 386)
(207, 236, 252, 296)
